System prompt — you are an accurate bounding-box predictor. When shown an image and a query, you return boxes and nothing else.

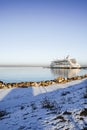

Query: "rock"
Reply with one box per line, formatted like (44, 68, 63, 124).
(67, 78, 73, 82)
(0, 85, 4, 89)
(2, 84, 7, 89)
(6, 83, 12, 88)
(77, 76, 82, 80)
(55, 77, 64, 83)
(24, 82, 31, 87)
(45, 81, 52, 86)
(63, 111, 72, 115)
(82, 75, 84, 78)
(11, 83, 17, 87)
(31, 82, 39, 87)
(40, 81, 48, 86)
(72, 76, 78, 80)
(0, 110, 8, 118)
(80, 108, 87, 116)
(0, 81, 3, 84)
(17, 82, 25, 87)
(84, 74, 87, 77)
(62, 79, 68, 83)
(0, 81, 4, 88)
(51, 81, 56, 85)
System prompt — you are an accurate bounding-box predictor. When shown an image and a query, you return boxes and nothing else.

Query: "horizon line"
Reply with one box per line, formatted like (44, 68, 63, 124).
(0, 64, 49, 67)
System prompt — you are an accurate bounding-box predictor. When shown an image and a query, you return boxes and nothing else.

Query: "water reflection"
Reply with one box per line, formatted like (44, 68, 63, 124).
(50, 68, 80, 78)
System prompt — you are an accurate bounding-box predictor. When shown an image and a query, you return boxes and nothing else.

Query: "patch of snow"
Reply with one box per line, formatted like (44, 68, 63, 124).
(0, 79, 87, 130)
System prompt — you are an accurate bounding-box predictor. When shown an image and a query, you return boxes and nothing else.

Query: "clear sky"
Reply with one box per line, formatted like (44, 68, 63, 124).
(0, 0, 87, 65)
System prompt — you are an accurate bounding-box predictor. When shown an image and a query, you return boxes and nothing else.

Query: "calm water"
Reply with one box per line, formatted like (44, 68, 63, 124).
(0, 67, 87, 83)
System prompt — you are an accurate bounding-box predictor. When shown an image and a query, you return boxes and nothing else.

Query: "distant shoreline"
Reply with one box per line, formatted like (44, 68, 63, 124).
(0, 65, 47, 67)
(0, 65, 87, 68)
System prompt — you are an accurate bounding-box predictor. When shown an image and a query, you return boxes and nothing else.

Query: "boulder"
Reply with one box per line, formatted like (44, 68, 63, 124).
(6, 83, 12, 88)
(40, 81, 48, 86)
(55, 77, 64, 83)
(84, 74, 87, 77)
(0, 81, 4, 88)
(24, 82, 31, 87)
(17, 82, 25, 87)
(0, 81, 3, 84)
(31, 82, 39, 87)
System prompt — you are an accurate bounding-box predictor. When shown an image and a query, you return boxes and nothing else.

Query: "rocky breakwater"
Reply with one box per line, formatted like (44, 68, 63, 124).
(0, 74, 87, 89)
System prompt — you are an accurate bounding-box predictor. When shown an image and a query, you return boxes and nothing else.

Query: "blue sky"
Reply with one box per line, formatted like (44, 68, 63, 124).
(0, 0, 87, 65)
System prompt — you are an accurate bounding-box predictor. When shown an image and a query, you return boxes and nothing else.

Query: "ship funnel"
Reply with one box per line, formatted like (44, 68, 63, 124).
(66, 55, 70, 59)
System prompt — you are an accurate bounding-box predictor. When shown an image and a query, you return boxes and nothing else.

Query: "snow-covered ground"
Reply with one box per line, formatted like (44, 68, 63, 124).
(0, 79, 87, 130)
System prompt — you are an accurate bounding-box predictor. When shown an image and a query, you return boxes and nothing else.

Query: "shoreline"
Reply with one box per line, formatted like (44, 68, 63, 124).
(0, 75, 87, 130)
(0, 74, 87, 89)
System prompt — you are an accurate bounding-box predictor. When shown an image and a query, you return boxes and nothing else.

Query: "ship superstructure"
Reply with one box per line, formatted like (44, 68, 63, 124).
(50, 56, 80, 68)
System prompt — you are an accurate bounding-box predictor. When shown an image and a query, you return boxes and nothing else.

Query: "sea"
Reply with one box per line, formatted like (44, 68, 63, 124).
(0, 67, 87, 83)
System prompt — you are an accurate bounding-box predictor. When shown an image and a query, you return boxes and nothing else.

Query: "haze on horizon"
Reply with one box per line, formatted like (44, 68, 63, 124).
(0, 0, 87, 66)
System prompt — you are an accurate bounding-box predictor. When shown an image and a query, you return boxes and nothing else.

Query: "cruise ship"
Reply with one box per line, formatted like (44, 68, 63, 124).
(50, 55, 80, 69)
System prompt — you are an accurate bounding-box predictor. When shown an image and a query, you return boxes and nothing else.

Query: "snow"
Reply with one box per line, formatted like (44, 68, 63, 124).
(0, 79, 87, 130)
